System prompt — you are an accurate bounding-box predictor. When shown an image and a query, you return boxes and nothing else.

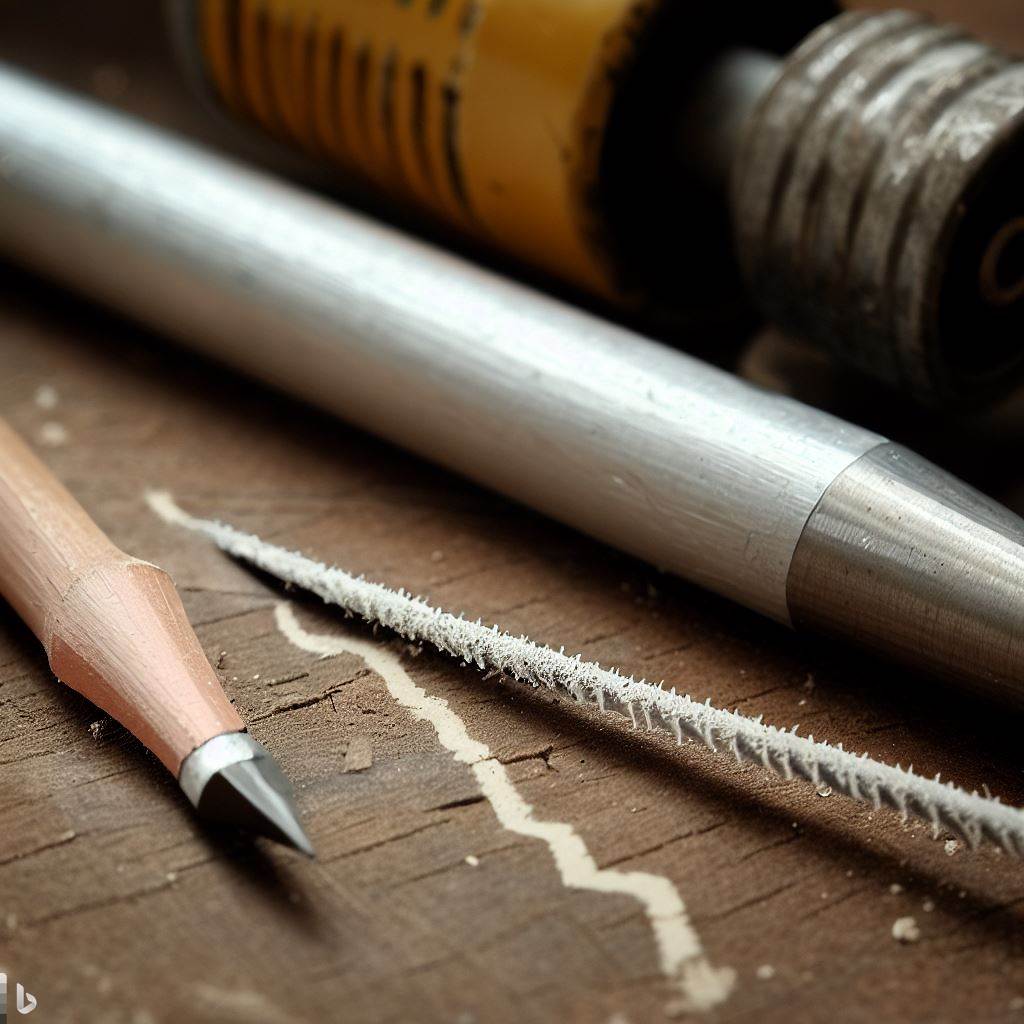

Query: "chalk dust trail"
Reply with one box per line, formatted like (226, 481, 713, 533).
(272, 601, 735, 1012)
(144, 489, 1024, 855)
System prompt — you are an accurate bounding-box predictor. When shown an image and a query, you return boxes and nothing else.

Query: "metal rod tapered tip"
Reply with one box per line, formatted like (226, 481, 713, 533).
(178, 732, 315, 856)
(788, 443, 1024, 700)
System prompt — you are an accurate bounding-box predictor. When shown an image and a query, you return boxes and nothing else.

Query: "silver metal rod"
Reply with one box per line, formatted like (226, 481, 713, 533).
(0, 64, 1022, 697)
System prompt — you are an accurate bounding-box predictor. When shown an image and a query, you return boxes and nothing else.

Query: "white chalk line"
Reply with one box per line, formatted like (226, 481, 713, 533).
(148, 490, 733, 1007)
(273, 602, 735, 1012)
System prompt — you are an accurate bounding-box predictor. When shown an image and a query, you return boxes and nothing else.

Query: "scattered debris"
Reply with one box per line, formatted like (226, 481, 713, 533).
(944, 839, 960, 857)
(430, 550, 444, 563)
(889, 883, 903, 895)
(343, 734, 373, 773)
(465, 855, 480, 867)
(815, 784, 832, 798)
(922, 899, 935, 913)
(892, 917, 921, 944)
(755, 964, 775, 980)
(89, 720, 106, 741)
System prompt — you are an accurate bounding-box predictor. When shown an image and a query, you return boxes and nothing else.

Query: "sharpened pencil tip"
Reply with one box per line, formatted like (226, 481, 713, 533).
(179, 732, 315, 856)
(199, 757, 316, 857)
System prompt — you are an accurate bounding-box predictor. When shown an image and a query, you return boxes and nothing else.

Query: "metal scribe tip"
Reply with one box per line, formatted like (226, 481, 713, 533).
(178, 732, 315, 857)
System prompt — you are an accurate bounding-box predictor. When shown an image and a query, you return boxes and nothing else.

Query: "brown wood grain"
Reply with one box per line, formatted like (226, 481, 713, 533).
(1, 3, 1024, 1023)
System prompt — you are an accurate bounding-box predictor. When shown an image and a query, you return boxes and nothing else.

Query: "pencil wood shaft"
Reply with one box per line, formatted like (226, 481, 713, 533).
(0, 418, 243, 773)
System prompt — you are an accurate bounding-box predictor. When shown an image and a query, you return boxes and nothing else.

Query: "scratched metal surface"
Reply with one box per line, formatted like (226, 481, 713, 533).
(0, 64, 888, 624)
(0, 4, 1023, 1023)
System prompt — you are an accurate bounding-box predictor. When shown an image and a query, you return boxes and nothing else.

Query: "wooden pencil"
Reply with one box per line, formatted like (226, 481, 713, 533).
(0, 416, 313, 854)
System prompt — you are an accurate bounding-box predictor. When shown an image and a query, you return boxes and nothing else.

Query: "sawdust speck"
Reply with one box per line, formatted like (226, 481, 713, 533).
(892, 917, 920, 943)
(39, 422, 68, 447)
(34, 384, 58, 410)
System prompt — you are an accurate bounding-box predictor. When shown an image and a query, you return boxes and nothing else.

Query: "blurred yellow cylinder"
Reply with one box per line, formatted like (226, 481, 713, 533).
(195, 0, 659, 298)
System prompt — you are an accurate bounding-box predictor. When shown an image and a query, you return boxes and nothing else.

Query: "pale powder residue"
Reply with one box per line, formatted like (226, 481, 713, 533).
(192, 983, 299, 1024)
(38, 422, 67, 447)
(146, 490, 202, 531)
(34, 384, 59, 410)
(273, 602, 734, 1012)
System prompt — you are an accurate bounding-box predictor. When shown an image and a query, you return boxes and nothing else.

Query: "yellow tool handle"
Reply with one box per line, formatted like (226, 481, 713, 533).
(192, 0, 659, 297)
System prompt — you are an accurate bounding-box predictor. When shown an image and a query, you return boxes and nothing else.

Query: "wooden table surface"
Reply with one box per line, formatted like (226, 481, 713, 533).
(1, 4, 1024, 1023)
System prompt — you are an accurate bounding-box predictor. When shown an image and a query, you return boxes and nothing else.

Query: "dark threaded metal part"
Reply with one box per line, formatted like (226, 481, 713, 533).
(731, 10, 1024, 407)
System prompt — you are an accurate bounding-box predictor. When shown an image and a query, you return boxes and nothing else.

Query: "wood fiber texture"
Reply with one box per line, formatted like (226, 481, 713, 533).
(1, 3, 1024, 1023)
